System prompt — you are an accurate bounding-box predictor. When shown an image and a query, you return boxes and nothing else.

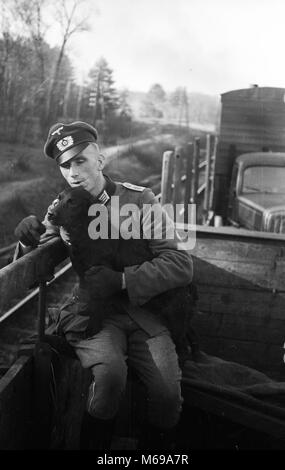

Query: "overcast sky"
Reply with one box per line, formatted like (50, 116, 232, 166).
(47, 0, 285, 96)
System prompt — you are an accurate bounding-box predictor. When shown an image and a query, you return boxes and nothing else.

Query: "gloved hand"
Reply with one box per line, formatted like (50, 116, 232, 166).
(84, 266, 123, 298)
(15, 215, 46, 247)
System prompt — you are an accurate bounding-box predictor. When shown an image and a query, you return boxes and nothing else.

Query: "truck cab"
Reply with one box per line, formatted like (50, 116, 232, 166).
(227, 153, 285, 233)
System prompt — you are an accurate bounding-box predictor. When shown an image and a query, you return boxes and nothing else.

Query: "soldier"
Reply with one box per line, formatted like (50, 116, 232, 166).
(14, 121, 193, 450)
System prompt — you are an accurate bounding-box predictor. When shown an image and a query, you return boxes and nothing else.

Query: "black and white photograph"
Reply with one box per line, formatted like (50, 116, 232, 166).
(0, 0, 285, 457)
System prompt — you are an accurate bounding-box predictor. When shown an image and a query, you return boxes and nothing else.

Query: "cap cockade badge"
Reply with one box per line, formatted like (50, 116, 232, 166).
(56, 135, 74, 151)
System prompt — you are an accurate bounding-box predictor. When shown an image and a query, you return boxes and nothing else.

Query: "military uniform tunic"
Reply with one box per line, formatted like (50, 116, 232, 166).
(15, 177, 193, 428)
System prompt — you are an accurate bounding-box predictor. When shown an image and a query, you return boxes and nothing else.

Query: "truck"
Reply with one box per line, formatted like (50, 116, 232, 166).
(212, 86, 285, 233)
(227, 152, 285, 233)
(1, 228, 285, 449)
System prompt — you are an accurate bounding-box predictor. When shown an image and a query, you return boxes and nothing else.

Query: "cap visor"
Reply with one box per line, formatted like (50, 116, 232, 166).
(56, 142, 90, 165)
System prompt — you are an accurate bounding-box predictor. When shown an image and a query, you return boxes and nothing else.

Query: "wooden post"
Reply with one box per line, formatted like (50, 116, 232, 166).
(203, 134, 212, 221)
(184, 143, 193, 223)
(161, 150, 174, 205)
(173, 146, 183, 207)
(38, 282, 47, 342)
(209, 135, 218, 211)
(184, 143, 193, 206)
(191, 138, 200, 204)
(32, 342, 53, 449)
(32, 266, 55, 448)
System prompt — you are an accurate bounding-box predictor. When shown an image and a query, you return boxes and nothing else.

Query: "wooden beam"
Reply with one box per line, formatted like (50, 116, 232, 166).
(0, 238, 68, 315)
(173, 146, 183, 207)
(203, 134, 212, 218)
(209, 135, 218, 211)
(160, 150, 174, 205)
(184, 143, 193, 211)
(0, 356, 34, 449)
(182, 383, 285, 443)
(176, 223, 285, 245)
(191, 138, 200, 204)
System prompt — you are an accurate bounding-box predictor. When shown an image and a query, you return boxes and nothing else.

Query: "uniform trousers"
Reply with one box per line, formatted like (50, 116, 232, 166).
(64, 308, 183, 430)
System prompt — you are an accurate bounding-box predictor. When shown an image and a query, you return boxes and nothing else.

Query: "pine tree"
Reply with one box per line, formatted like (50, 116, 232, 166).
(88, 57, 119, 126)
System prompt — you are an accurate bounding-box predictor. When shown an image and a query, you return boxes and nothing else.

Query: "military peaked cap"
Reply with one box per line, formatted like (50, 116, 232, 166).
(44, 121, 98, 164)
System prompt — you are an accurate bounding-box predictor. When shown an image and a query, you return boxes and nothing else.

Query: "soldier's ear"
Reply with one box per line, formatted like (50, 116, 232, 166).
(98, 153, 105, 170)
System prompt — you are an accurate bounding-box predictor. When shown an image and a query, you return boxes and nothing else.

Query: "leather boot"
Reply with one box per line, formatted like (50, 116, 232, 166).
(80, 412, 115, 450)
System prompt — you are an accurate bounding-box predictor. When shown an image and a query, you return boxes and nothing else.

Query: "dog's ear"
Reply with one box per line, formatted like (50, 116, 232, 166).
(69, 187, 96, 209)
(49, 187, 96, 227)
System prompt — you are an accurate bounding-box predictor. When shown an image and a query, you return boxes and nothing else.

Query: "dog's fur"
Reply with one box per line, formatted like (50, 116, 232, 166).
(48, 187, 199, 361)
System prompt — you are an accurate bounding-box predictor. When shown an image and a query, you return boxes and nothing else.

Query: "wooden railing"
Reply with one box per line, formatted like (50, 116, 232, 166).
(0, 238, 68, 334)
(159, 134, 218, 224)
(3, 224, 285, 321)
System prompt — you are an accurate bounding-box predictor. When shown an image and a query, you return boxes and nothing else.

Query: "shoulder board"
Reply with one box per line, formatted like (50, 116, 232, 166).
(122, 182, 146, 192)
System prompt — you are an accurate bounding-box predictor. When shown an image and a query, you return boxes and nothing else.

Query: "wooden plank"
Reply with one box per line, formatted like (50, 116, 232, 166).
(181, 385, 285, 443)
(192, 309, 285, 344)
(176, 224, 285, 289)
(209, 136, 218, 211)
(203, 134, 212, 218)
(0, 238, 68, 315)
(0, 356, 34, 449)
(194, 257, 284, 291)
(184, 143, 193, 210)
(177, 223, 285, 244)
(160, 150, 174, 205)
(173, 147, 183, 207)
(192, 256, 272, 292)
(196, 252, 285, 292)
(50, 355, 91, 450)
(191, 138, 200, 204)
(0, 243, 17, 257)
(197, 285, 285, 320)
(192, 237, 284, 262)
(32, 342, 54, 449)
(192, 334, 284, 378)
(0, 351, 91, 450)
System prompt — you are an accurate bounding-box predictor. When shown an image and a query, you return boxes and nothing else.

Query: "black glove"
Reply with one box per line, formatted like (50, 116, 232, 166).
(84, 266, 123, 298)
(15, 215, 46, 247)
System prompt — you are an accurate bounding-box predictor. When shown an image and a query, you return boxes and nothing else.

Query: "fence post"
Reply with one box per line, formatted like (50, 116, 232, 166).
(203, 134, 212, 221)
(161, 150, 174, 205)
(173, 146, 183, 207)
(184, 143, 193, 223)
(209, 135, 218, 211)
(191, 138, 200, 204)
(37, 282, 47, 341)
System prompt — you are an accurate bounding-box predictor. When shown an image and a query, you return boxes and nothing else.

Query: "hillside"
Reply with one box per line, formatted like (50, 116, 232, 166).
(0, 124, 194, 247)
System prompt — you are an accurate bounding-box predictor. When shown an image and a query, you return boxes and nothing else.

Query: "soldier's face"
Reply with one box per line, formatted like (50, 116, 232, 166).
(59, 143, 105, 196)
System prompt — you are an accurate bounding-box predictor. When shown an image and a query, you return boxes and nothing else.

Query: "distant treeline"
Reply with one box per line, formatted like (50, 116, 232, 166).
(128, 86, 221, 130)
(0, 0, 220, 145)
(0, 32, 133, 144)
(0, 0, 135, 144)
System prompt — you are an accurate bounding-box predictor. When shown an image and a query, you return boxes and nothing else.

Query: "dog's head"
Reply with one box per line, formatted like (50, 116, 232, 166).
(47, 187, 95, 230)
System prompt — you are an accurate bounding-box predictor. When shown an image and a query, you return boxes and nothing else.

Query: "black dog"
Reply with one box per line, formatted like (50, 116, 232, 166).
(48, 187, 199, 362)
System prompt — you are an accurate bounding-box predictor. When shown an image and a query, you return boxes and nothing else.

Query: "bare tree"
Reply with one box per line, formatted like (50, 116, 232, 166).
(0, 0, 18, 133)
(45, 0, 91, 123)
(0, 0, 94, 138)
(0, 0, 50, 134)
(12, 0, 49, 83)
